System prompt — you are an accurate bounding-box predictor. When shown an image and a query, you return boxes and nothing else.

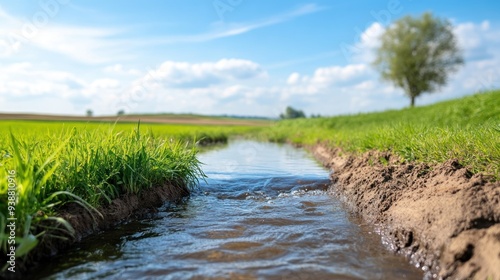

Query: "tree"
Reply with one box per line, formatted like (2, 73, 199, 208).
(117, 110, 125, 116)
(373, 12, 463, 107)
(86, 109, 93, 117)
(280, 106, 306, 119)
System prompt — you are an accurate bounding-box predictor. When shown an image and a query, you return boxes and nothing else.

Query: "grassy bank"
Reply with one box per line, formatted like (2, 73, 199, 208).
(0, 121, 255, 270)
(259, 90, 500, 179)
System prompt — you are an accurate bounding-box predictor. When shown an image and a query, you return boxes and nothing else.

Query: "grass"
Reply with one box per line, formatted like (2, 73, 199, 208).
(258, 90, 500, 179)
(0, 121, 257, 270)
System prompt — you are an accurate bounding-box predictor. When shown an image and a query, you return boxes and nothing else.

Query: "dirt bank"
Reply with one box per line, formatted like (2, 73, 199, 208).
(311, 144, 500, 280)
(2, 183, 189, 279)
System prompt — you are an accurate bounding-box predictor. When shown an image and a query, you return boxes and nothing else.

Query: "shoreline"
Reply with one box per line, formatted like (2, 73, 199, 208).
(309, 143, 500, 279)
(2, 183, 189, 279)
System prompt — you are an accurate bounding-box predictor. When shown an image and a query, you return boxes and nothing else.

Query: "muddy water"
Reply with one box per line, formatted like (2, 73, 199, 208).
(35, 140, 422, 279)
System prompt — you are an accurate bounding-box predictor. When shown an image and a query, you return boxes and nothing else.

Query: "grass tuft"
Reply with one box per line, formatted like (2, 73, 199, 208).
(0, 123, 212, 266)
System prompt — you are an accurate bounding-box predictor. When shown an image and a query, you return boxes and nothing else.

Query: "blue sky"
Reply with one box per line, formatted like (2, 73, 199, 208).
(0, 0, 499, 117)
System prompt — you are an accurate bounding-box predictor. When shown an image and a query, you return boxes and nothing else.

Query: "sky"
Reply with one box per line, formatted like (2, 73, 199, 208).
(0, 0, 499, 117)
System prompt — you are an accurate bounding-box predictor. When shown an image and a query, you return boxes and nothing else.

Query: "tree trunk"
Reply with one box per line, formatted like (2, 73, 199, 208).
(410, 95, 415, 107)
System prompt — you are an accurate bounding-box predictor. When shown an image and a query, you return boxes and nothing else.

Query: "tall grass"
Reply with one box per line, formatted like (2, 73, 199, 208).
(258, 90, 500, 179)
(0, 123, 209, 268)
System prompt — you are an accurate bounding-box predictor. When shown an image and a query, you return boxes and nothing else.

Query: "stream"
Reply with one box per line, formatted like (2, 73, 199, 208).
(33, 140, 422, 279)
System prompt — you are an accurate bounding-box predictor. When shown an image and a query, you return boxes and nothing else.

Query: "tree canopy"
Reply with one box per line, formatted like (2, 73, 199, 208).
(280, 106, 306, 119)
(373, 12, 463, 107)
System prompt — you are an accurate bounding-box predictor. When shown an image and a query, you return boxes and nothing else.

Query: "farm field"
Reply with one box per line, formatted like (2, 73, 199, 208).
(0, 113, 272, 127)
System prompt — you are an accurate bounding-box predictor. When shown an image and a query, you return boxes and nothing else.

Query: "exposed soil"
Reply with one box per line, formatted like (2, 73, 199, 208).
(310, 144, 500, 280)
(2, 183, 189, 279)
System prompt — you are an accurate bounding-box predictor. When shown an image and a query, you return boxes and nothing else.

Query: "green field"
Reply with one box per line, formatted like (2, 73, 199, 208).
(259, 90, 500, 179)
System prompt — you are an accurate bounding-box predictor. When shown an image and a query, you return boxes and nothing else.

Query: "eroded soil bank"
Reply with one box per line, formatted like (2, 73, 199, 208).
(311, 144, 500, 280)
(3, 183, 189, 279)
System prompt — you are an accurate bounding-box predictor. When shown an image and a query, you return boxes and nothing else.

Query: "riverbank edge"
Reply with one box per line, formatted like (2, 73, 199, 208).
(308, 143, 500, 280)
(3, 183, 189, 279)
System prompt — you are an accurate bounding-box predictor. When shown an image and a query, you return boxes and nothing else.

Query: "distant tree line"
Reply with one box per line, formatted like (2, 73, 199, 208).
(87, 107, 323, 120)
(280, 106, 305, 119)
(279, 106, 323, 119)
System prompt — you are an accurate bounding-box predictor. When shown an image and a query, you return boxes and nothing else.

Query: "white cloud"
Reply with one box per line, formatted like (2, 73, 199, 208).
(89, 78, 120, 89)
(339, 22, 385, 64)
(32, 26, 127, 64)
(0, 6, 134, 64)
(220, 85, 243, 99)
(434, 20, 500, 98)
(104, 64, 141, 76)
(0, 7, 24, 56)
(0, 57, 270, 115)
(454, 21, 490, 51)
(0, 62, 128, 115)
(283, 64, 373, 98)
(103, 84, 282, 117)
(287, 72, 300, 85)
(354, 22, 385, 63)
(0, 62, 84, 97)
(309, 64, 371, 87)
(454, 20, 500, 63)
(140, 59, 267, 88)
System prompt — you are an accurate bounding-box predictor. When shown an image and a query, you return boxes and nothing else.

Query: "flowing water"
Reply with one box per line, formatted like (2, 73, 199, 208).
(33, 140, 423, 279)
